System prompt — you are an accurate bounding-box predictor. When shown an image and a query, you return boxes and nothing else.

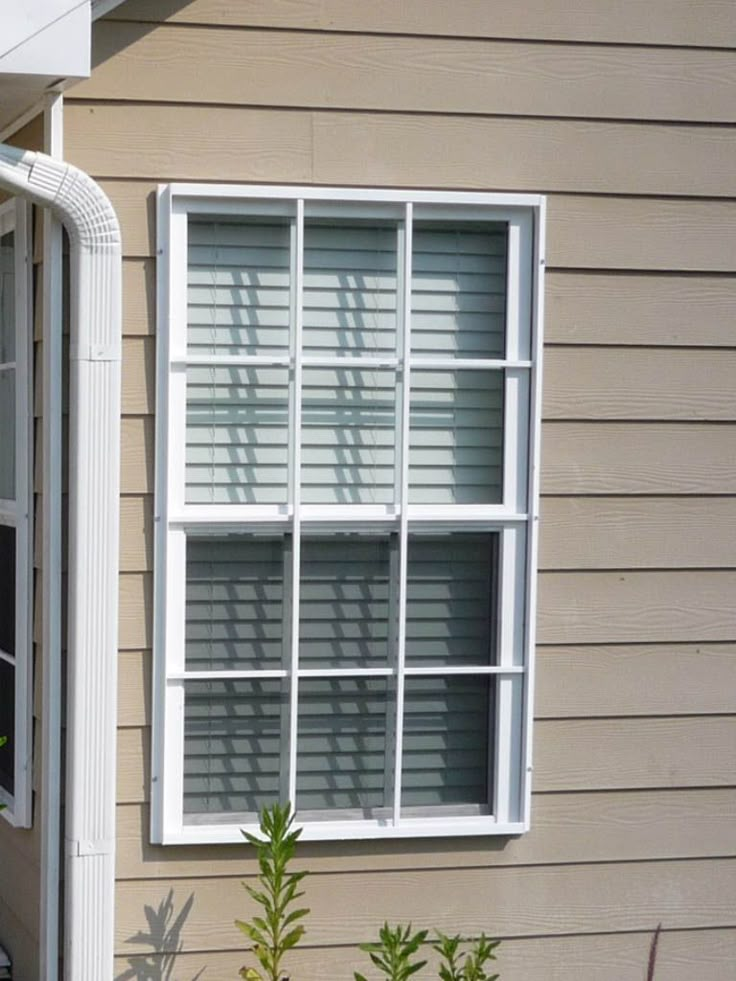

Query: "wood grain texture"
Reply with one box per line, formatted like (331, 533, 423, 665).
(106, 0, 736, 48)
(545, 271, 736, 346)
(64, 104, 736, 197)
(111, 930, 736, 981)
(541, 423, 736, 495)
(80, 22, 736, 123)
(534, 717, 736, 791)
(114, 859, 736, 950)
(119, 572, 152, 650)
(105, 181, 736, 274)
(117, 641, 736, 727)
(547, 196, 736, 272)
(121, 416, 154, 495)
(536, 644, 736, 717)
(538, 569, 736, 643)
(114, 788, 736, 879)
(117, 717, 736, 803)
(540, 498, 736, 569)
(122, 337, 154, 415)
(122, 258, 155, 336)
(545, 349, 736, 420)
(119, 496, 152, 573)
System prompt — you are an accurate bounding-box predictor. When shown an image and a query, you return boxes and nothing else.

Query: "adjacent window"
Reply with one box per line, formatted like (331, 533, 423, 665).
(154, 186, 544, 843)
(0, 199, 32, 826)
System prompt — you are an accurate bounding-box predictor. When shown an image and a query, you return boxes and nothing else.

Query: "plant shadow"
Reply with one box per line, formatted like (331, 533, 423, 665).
(115, 889, 205, 980)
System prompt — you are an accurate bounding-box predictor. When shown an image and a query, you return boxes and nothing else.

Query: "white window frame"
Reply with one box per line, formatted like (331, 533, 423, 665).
(153, 185, 545, 844)
(0, 198, 33, 827)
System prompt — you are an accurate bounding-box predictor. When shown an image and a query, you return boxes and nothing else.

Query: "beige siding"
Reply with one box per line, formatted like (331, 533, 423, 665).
(64, 7, 736, 976)
(108, 0, 736, 48)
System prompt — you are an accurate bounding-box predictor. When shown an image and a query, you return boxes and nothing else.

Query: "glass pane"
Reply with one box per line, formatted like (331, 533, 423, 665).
(402, 676, 494, 810)
(299, 536, 392, 668)
(186, 365, 289, 504)
(303, 220, 398, 356)
(411, 222, 506, 359)
(409, 369, 503, 504)
(0, 524, 15, 658)
(0, 659, 14, 794)
(297, 678, 388, 816)
(301, 367, 396, 504)
(183, 678, 284, 819)
(0, 368, 15, 501)
(186, 536, 284, 671)
(187, 219, 290, 357)
(0, 229, 14, 363)
(406, 533, 497, 667)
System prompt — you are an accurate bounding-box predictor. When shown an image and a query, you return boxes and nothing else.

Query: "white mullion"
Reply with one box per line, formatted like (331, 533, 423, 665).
(175, 354, 290, 368)
(404, 665, 524, 677)
(382, 535, 400, 808)
(287, 201, 305, 809)
(393, 203, 413, 823)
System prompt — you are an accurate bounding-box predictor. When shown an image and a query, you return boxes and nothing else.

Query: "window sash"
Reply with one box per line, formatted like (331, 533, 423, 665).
(0, 200, 32, 828)
(153, 186, 543, 843)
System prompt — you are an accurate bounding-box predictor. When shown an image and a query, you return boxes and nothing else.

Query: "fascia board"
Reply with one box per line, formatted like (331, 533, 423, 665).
(0, 1, 90, 79)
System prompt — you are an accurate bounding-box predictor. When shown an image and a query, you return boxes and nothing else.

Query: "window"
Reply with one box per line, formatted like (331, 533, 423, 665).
(154, 186, 544, 843)
(0, 199, 32, 827)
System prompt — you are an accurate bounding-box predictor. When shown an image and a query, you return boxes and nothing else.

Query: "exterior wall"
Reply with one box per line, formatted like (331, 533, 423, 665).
(64, 2, 736, 977)
(0, 113, 44, 981)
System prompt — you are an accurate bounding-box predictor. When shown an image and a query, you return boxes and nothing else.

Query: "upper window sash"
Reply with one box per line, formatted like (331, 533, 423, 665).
(0, 198, 32, 828)
(158, 188, 540, 525)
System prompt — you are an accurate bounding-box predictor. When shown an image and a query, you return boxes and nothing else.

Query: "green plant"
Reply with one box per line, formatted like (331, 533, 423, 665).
(235, 803, 309, 981)
(355, 923, 429, 981)
(434, 932, 500, 981)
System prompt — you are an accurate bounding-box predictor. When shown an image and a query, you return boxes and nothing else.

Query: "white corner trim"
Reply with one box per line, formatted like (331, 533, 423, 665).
(91, 0, 127, 20)
(40, 90, 64, 981)
(0, 142, 121, 981)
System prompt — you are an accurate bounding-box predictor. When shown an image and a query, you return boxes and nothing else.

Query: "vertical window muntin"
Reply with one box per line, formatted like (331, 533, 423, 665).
(155, 189, 539, 842)
(0, 200, 32, 826)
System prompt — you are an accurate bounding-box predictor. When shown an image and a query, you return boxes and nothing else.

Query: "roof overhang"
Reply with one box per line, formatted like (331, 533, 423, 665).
(0, 0, 126, 135)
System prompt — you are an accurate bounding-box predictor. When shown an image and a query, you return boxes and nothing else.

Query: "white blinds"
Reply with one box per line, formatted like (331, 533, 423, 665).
(164, 196, 536, 837)
(0, 229, 15, 502)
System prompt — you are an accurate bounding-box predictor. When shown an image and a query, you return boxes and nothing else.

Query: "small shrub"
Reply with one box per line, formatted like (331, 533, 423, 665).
(235, 803, 309, 981)
(434, 932, 500, 981)
(354, 923, 428, 981)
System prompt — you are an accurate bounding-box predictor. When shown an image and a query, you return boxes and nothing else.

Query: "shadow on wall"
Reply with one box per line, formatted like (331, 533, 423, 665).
(116, 889, 205, 981)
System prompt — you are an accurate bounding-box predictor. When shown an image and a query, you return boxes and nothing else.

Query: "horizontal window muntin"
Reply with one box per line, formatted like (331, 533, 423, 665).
(155, 186, 542, 842)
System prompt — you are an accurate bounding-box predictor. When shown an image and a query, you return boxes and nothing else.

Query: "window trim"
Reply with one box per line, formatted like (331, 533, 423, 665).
(153, 185, 545, 845)
(0, 198, 33, 828)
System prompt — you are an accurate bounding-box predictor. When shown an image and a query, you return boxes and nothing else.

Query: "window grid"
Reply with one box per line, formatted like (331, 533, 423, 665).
(154, 186, 543, 843)
(0, 199, 32, 828)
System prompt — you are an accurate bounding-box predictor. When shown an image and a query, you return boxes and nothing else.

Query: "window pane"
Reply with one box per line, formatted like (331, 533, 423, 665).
(188, 219, 290, 357)
(0, 229, 14, 363)
(301, 367, 396, 504)
(183, 678, 284, 819)
(186, 365, 289, 504)
(0, 368, 15, 501)
(299, 536, 392, 668)
(0, 659, 14, 794)
(0, 524, 15, 658)
(297, 678, 388, 816)
(409, 369, 503, 504)
(303, 220, 398, 355)
(406, 533, 497, 667)
(186, 536, 284, 671)
(411, 223, 506, 360)
(402, 676, 494, 810)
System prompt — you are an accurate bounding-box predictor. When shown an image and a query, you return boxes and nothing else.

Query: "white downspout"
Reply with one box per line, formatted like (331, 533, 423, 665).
(0, 144, 121, 980)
